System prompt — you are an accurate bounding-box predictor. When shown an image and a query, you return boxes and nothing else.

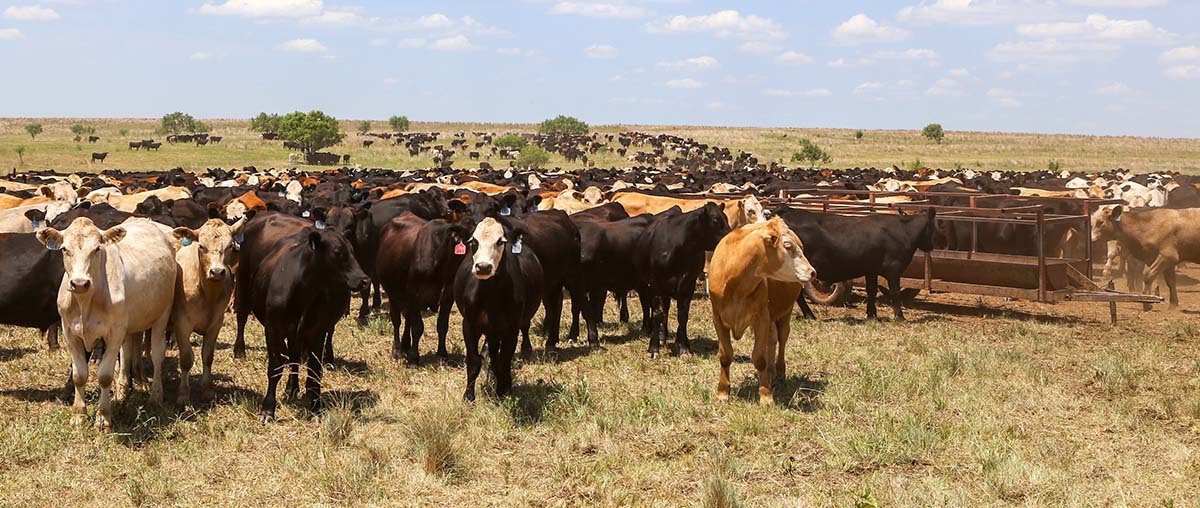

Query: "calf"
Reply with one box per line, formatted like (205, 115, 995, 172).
(709, 218, 814, 404)
(1091, 205, 1200, 308)
(455, 218, 543, 400)
(634, 202, 731, 357)
(170, 218, 246, 403)
(36, 217, 178, 431)
(776, 208, 935, 321)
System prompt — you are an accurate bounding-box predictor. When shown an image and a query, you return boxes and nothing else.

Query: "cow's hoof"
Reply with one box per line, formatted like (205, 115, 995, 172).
(356, 316, 370, 327)
(233, 349, 246, 360)
(94, 415, 112, 433)
(589, 343, 603, 351)
(716, 391, 730, 403)
(259, 411, 275, 424)
(70, 413, 87, 427)
(150, 387, 164, 405)
(405, 356, 421, 368)
(647, 351, 660, 359)
(678, 348, 692, 358)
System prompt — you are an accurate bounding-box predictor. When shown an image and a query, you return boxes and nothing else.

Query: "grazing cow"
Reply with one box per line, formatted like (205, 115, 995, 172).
(196, 138, 209, 147)
(376, 213, 470, 364)
(87, 135, 100, 143)
(36, 217, 178, 431)
(634, 202, 731, 357)
(236, 214, 369, 420)
(145, 142, 162, 151)
(1091, 205, 1200, 308)
(775, 208, 936, 321)
(129, 141, 142, 150)
(0, 232, 65, 349)
(169, 218, 246, 403)
(91, 152, 108, 163)
(362, 140, 374, 148)
(709, 218, 814, 404)
(455, 217, 543, 401)
(209, 136, 223, 144)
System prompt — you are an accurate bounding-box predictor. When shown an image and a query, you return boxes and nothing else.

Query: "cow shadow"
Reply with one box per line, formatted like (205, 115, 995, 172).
(321, 389, 381, 415)
(909, 300, 1084, 325)
(734, 373, 827, 412)
(0, 384, 65, 403)
(324, 356, 371, 376)
(0, 345, 38, 362)
(502, 380, 565, 427)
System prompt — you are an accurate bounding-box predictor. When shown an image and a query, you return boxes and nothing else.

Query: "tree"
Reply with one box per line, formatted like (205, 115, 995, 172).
(278, 110, 345, 153)
(790, 139, 831, 168)
(118, 128, 129, 136)
(922, 123, 945, 144)
(1048, 160, 1062, 172)
(538, 115, 588, 136)
(357, 120, 372, 134)
(14, 145, 26, 165)
(854, 130, 864, 141)
(160, 112, 206, 135)
(250, 112, 283, 133)
(388, 115, 411, 132)
(70, 123, 95, 137)
(493, 134, 528, 150)
(515, 146, 551, 169)
(24, 123, 42, 140)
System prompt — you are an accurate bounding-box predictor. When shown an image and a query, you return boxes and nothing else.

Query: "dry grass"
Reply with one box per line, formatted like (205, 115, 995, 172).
(2, 118, 1199, 174)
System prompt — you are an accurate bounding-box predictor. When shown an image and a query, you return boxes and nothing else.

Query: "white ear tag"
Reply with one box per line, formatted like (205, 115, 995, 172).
(46, 237, 61, 251)
(500, 206, 511, 216)
(278, 191, 285, 197)
(315, 220, 326, 230)
(302, 210, 311, 218)
(511, 238, 523, 254)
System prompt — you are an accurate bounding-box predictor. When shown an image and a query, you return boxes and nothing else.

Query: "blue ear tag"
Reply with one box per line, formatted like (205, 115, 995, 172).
(30, 219, 40, 229)
(302, 210, 311, 218)
(315, 220, 326, 230)
(500, 206, 511, 216)
(46, 237, 61, 251)
(511, 238, 523, 254)
(182, 237, 192, 247)
(234, 233, 244, 244)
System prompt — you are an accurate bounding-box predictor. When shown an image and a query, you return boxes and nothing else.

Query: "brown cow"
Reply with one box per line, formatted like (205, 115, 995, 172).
(1091, 205, 1200, 308)
(708, 218, 814, 405)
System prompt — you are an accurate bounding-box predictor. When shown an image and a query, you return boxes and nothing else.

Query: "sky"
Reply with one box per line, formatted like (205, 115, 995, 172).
(1, 0, 1198, 137)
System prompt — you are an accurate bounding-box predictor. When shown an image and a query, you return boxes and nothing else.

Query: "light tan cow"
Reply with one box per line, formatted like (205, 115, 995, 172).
(0, 201, 71, 233)
(169, 218, 246, 403)
(36, 217, 178, 431)
(708, 218, 814, 405)
(95, 186, 192, 212)
(613, 192, 767, 229)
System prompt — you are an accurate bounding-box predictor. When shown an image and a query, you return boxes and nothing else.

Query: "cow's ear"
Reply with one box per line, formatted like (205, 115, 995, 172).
(24, 209, 47, 224)
(448, 199, 468, 213)
(244, 209, 258, 221)
(173, 227, 198, 244)
(308, 230, 323, 250)
(1111, 205, 1123, 221)
(207, 205, 222, 219)
(38, 185, 53, 198)
(36, 228, 63, 251)
(230, 217, 248, 237)
(101, 226, 126, 245)
(525, 194, 542, 211)
(761, 229, 780, 246)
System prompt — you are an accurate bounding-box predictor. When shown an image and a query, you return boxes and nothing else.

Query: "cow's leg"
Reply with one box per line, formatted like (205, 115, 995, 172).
(321, 329, 334, 365)
(199, 323, 220, 399)
(260, 327, 285, 422)
(637, 291, 652, 330)
(796, 291, 816, 319)
(887, 274, 906, 321)
(494, 331, 518, 399)
(675, 293, 693, 356)
(234, 307, 249, 359)
(715, 319, 734, 402)
(616, 291, 630, 323)
(774, 316, 791, 383)
(148, 325, 169, 405)
(116, 337, 136, 401)
(435, 291, 453, 362)
(302, 347, 323, 414)
(174, 324, 194, 406)
(44, 325, 59, 351)
(865, 276, 879, 320)
(1164, 264, 1179, 309)
(405, 304, 425, 366)
(67, 339, 89, 426)
(542, 287, 564, 355)
(646, 294, 663, 358)
(1144, 255, 1179, 308)
(463, 320, 483, 402)
(357, 287, 372, 326)
(95, 334, 123, 433)
(519, 322, 533, 361)
(388, 298, 404, 360)
(372, 281, 383, 310)
(586, 287, 606, 349)
(750, 316, 778, 406)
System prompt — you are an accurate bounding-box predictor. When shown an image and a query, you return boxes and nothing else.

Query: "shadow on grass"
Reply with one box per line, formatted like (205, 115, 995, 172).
(734, 373, 827, 412)
(909, 300, 1084, 325)
(0, 345, 38, 362)
(503, 380, 565, 427)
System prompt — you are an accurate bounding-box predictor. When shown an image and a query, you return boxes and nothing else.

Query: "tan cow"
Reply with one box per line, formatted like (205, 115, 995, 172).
(170, 218, 246, 403)
(1092, 205, 1200, 308)
(96, 186, 192, 212)
(708, 218, 814, 405)
(613, 192, 767, 229)
(36, 217, 178, 431)
(0, 201, 71, 233)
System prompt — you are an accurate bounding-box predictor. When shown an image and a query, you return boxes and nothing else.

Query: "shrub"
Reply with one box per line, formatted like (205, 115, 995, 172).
(790, 139, 832, 168)
(922, 123, 945, 144)
(118, 128, 129, 137)
(1048, 160, 1062, 172)
(357, 120, 371, 134)
(70, 123, 95, 137)
(15, 145, 26, 165)
(160, 112, 206, 135)
(24, 123, 42, 140)
(278, 110, 345, 153)
(516, 146, 551, 169)
(250, 112, 282, 133)
(388, 115, 411, 132)
(855, 130, 864, 141)
(493, 134, 528, 150)
(538, 115, 588, 136)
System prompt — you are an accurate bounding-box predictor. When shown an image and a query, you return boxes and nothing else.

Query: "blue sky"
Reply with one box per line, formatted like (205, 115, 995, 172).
(1, 0, 1198, 137)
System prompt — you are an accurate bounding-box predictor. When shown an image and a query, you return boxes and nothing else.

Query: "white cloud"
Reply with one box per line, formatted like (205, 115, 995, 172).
(299, 8, 364, 27)
(277, 38, 327, 52)
(777, 51, 813, 64)
(199, 0, 323, 18)
(1067, 0, 1166, 6)
(368, 38, 388, 47)
(764, 88, 833, 97)
(189, 51, 212, 61)
(706, 101, 725, 110)
(1166, 64, 1200, 80)
(382, 77, 399, 85)
(737, 41, 780, 53)
(987, 88, 1021, 107)
(664, 78, 704, 89)
(645, 10, 785, 40)
(854, 82, 883, 94)
(0, 28, 23, 40)
(927, 78, 965, 97)
(3, 5, 61, 21)
(1160, 46, 1200, 62)
(429, 35, 476, 51)
(548, 2, 650, 19)
(992, 39, 1119, 63)
(1016, 14, 1173, 43)
(827, 48, 939, 67)
(1097, 82, 1131, 94)
(832, 14, 911, 45)
(897, 0, 1064, 26)
(828, 58, 851, 68)
(397, 38, 426, 49)
(584, 44, 618, 59)
(656, 55, 718, 71)
(948, 68, 970, 77)
(388, 14, 505, 37)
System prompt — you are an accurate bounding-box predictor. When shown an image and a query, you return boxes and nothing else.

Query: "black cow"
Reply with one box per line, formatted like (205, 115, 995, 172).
(514, 210, 584, 357)
(91, 152, 108, 163)
(0, 233, 64, 349)
(236, 213, 369, 420)
(376, 213, 470, 365)
(633, 203, 730, 357)
(775, 207, 935, 321)
(455, 217, 543, 401)
(87, 135, 99, 143)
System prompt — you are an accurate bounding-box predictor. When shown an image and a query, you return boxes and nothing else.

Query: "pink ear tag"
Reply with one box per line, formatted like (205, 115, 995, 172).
(454, 241, 466, 255)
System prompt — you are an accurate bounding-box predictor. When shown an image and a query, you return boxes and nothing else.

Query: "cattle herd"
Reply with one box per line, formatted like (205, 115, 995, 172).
(2, 129, 1199, 432)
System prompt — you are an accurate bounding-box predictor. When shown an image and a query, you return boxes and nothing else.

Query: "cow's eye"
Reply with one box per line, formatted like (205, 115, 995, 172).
(199, 245, 208, 253)
(62, 248, 71, 256)
(784, 242, 793, 249)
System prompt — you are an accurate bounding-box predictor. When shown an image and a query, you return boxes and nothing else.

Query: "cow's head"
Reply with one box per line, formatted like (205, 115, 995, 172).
(173, 218, 246, 283)
(309, 228, 370, 293)
(1091, 204, 1123, 242)
(755, 218, 815, 283)
(698, 202, 733, 250)
(735, 195, 767, 227)
(36, 217, 125, 295)
(468, 217, 516, 280)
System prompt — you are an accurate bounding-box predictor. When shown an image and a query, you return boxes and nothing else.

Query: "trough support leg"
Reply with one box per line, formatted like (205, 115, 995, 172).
(1107, 281, 1118, 326)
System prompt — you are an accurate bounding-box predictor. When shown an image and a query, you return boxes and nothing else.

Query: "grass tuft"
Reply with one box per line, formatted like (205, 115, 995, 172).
(404, 398, 466, 479)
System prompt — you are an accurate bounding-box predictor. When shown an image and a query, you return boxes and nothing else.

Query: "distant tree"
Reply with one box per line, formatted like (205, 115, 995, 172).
(250, 112, 283, 133)
(278, 110, 345, 153)
(70, 123, 95, 137)
(790, 139, 832, 168)
(118, 128, 129, 137)
(160, 112, 206, 135)
(1048, 160, 1062, 172)
(922, 123, 945, 144)
(538, 115, 588, 136)
(14, 145, 26, 165)
(906, 158, 925, 172)
(388, 115, 411, 132)
(357, 120, 372, 134)
(515, 146, 551, 169)
(854, 130, 864, 141)
(24, 123, 42, 140)
(493, 134, 528, 150)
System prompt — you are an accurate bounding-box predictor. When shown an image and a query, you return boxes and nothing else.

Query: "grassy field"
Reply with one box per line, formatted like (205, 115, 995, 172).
(2, 118, 1199, 175)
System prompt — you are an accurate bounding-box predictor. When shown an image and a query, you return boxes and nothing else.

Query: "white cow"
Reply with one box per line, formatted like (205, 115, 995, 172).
(36, 217, 178, 431)
(0, 201, 71, 233)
